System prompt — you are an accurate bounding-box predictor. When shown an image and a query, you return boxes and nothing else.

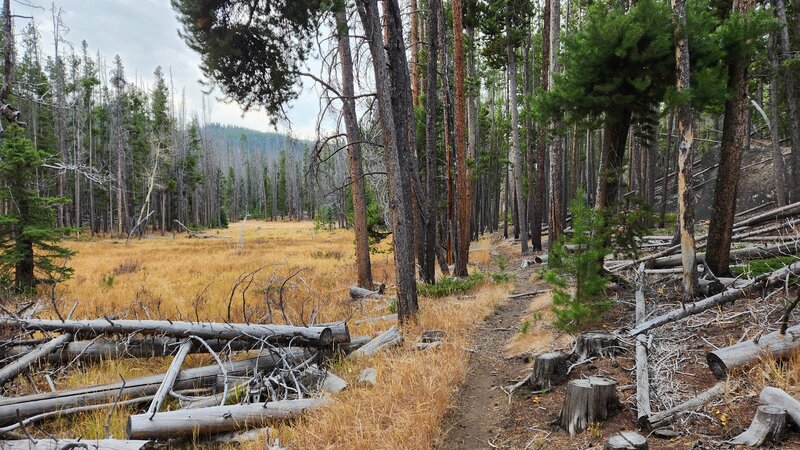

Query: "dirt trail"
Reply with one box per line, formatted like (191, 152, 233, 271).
(440, 243, 551, 449)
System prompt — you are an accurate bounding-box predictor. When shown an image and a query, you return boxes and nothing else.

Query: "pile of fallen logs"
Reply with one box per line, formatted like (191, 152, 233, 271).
(0, 311, 403, 448)
(509, 201, 800, 448)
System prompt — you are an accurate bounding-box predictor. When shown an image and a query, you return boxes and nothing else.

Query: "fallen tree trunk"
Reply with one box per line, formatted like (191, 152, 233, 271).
(605, 432, 648, 450)
(147, 339, 194, 415)
(339, 335, 371, 354)
(349, 286, 382, 300)
(0, 337, 253, 364)
(707, 324, 800, 379)
(0, 349, 304, 425)
(647, 382, 724, 429)
(629, 262, 800, 336)
(0, 318, 333, 348)
(760, 386, 800, 427)
(0, 439, 153, 450)
(127, 397, 331, 439)
(649, 241, 800, 269)
(634, 265, 651, 426)
(729, 405, 787, 446)
(0, 333, 72, 386)
(351, 326, 402, 358)
(314, 321, 351, 344)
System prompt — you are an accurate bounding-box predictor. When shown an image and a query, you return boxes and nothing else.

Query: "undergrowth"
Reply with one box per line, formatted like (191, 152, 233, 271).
(417, 273, 486, 298)
(732, 255, 799, 278)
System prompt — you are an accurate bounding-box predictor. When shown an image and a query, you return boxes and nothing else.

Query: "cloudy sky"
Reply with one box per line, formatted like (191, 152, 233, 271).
(20, 0, 322, 139)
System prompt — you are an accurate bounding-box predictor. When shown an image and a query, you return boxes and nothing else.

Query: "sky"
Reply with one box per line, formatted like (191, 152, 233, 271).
(20, 0, 323, 139)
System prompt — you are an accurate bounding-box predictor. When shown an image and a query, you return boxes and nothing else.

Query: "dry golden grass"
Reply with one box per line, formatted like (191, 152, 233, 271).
(15, 220, 510, 448)
(505, 290, 572, 357)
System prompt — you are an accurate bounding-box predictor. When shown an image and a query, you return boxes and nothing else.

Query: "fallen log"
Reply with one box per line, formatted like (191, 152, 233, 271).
(649, 241, 800, 269)
(0, 337, 253, 364)
(605, 432, 648, 450)
(529, 351, 569, 390)
(357, 368, 377, 387)
(349, 286, 383, 300)
(127, 397, 331, 439)
(314, 321, 351, 344)
(339, 335, 371, 354)
(0, 439, 154, 450)
(0, 333, 73, 386)
(508, 289, 551, 299)
(697, 277, 750, 296)
(760, 387, 800, 427)
(351, 326, 402, 358)
(558, 377, 619, 436)
(707, 324, 800, 379)
(733, 200, 800, 228)
(302, 365, 347, 394)
(729, 405, 787, 447)
(634, 265, 652, 426)
(647, 382, 724, 429)
(147, 339, 194, 415)
(0, 349, 304, 425)
(0, 318, 333, 348)
(575, 332, 620, 359)
(629, 261, 800, 336)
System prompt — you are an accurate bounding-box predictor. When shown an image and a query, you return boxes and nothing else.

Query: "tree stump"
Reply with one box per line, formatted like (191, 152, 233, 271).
(558, 377, 619, 435)
(729, 405, 787, 446)
(576, 332, 620, 359)
(529, 351, 569, 390)
(605, 431, 648, 450)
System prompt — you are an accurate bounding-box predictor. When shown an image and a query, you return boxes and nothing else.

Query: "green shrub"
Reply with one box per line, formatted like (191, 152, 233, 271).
(732, 255, 800, 278)
(546, 192, 612, 331)
(100, 274, 115, 287)
(417, 272, 486, 298)
(491, 271, 515, 283)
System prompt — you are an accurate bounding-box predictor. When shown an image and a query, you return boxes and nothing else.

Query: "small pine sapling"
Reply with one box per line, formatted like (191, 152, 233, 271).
(545, 192, 611, 331)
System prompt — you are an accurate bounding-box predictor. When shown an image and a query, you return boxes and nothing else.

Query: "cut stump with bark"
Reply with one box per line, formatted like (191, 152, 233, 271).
(760, 386, 800, 427)
(605, 431, 648, 450)
(529, 351, 569, 390)
(729, 405, 787, 447)
(575, 332, 620, 359)
(558, 377, 619, 436)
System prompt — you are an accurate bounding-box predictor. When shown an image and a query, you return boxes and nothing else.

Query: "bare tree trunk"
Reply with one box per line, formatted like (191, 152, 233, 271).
(774, 0, 800, 200)
(706, 0, 755, 277)
(453, 0, 470, 275)
(410, 0, 419, 107)
(673, 0, 699, 299)
(547, 0, 563, 248)
(659, 112, 674, 227)
(768, 32, 788, 207)
(421, 0, 440, 284)
(596, 110, 632, 209)
(533, 1, 550, 251)
(335, 8, 373, 289)
(356, 0, 419, 321)
(508, 20, 527, 254)
(524, 34, 536, 240)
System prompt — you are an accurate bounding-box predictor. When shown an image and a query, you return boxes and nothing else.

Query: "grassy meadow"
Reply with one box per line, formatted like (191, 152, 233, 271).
(10, 220, 511, 449)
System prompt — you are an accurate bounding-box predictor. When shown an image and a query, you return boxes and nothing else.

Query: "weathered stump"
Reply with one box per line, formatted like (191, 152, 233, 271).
(529, 351, 569, 390)
(729, 405, 787, 447)
(576, 332, 620, 359)
(558, 377, 619, 435)
(760, 387, 800, 427)
(605, 431, 648, 450)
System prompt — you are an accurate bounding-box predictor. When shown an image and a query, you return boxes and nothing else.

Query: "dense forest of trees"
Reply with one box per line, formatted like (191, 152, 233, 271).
(0, 0, 797, 326)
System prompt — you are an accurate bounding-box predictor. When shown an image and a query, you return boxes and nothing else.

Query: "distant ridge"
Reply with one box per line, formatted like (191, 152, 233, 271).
(203, 123, 312, 159)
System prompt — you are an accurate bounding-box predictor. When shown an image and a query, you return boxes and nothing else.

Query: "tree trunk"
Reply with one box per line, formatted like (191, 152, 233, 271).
(421, 0, 439, 284)
(659, 112, 674, 228)
(335, 8, 373, 289)
(768, 32, 788, 207)
(673, 0, 699, 299)
(774, 0, 800, 200)
(548, 0, 563, 248)
(356, 0, 418, 321)
(453, 0, 470, 275)
(596, 110, 632, 209)
(533, 0, 550, 251)
(706, 0, 755, 277)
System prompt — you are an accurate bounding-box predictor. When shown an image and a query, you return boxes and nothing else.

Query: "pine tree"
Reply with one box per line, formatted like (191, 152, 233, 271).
(0, 125, 74, 291)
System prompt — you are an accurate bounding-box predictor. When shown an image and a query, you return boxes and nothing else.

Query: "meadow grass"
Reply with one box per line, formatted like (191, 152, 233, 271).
(13, 220, 508, 449)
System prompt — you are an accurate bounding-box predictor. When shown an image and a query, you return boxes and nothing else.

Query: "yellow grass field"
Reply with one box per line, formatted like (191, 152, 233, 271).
(11, 220, 511, 449)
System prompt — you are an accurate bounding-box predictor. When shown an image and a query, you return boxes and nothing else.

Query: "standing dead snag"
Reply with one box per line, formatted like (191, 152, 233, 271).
(729, 405, 787, 446)
(559, 377, 619, 435)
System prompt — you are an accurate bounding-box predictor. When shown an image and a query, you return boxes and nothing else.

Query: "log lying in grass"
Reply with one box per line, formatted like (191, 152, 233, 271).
(647, 382, 724, 429)
(629, 261, 800, 336)
(0, 318, 334, 347)
(729, 405, 787, 446)
(0, 333, 72, 386)
(127, 397, 331, 439)
(302, 365, 348, 393)
(351, 326, 402, 358)
(575, 332, 620, 359)
(529, 351, 569, 390)
(605, 432, 648, 450)
(357, 368, 377, 387)
(707, 324, 800, 379)
(0, 439, 154, 450)
(349, 286, 383, 300)
(0, 349, 304, 425)
(146, 339, 194, 415)
(314, 321, 351, 344)
(558, 377, 619, 436)
(760, 387, 800, 427)
(339, 335, 371, 354)
(0, 337, 254, 364)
